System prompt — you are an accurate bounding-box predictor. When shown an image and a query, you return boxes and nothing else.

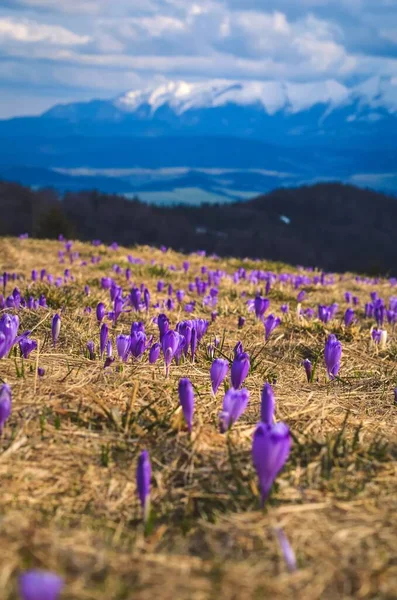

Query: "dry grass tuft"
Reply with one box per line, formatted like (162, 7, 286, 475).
(0, 237, 396, 599)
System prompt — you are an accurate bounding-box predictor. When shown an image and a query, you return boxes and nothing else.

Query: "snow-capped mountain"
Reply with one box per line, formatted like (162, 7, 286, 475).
(115, 77, 397, 116)
(33, 76, 397, 150)
(0, 76, 396, 201)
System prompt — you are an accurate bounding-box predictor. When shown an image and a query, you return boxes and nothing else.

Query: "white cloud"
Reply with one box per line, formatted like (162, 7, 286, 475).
(0, 0, 397, 118)
(0, 17, 90, 45)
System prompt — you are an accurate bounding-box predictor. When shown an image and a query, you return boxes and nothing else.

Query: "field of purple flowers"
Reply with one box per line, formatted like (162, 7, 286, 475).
(0, 236, 396, 600)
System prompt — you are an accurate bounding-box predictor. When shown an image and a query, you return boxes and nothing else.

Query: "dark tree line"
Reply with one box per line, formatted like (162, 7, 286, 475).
(0, 179, 396, 275)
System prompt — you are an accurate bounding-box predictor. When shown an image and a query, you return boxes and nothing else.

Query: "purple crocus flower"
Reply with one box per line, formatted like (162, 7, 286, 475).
(0, 383, 12, 435)
(136, 450, 151, 523)
(281, 304, 289, 314)
(157, 313, 169, 342)
(101, 277, 113, 290)
(38, 367, 45, 377)
(261, 383, 275, 425)
(130, 287, 141, 311)
(178, 378, 194, 432)
(254, 295, 270, 320)
(19, 570, 64, 600)
(219, 388, 249, 432)
(96, 303, 105, 322)
(116, 334, 131, 362)
(297, 290, 306, 303)
(374, 300, 385, 327)
(371, 328, 387, 347)
(162, 330, 181, 376)
(324, 334, 342, 380)
(190, 327, 197, 361)
(210, 358, 229, 395)
(365, 303, 374, 318)
(99, 323, 108, 358)
(19, 337, 37, 359)
(51, 314, 61, 347)
(344, 292, 352, 303)
(113, 296, 124, 324)
(231, 352, 250, 389)
(149, 342, 161, 364)
(130, 331, 150, 358)
(303, 358, 313, 383)
(0, 314, 19, 358)
(176, 321, 192, 356)
(344, 308, 355, 327)
(264, 314, 281, 341)
(252, 421, 291, 505)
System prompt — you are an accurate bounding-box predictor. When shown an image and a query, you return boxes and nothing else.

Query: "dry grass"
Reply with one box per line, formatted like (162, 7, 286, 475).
(0, 236, 396, 600)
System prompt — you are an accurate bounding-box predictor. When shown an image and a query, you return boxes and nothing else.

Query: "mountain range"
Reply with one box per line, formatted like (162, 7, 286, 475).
(1, 76, 397, 201)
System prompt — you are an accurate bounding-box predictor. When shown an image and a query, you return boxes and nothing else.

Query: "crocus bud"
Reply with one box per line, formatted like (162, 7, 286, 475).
(157, 313, 169, 341)
(136, 450, 151, 523)
(219, 388, 249, 432)
(231, 352, 250, 389)
(261, 383, 275, 424)
(264, 314, 281, 341)
(210, 358, 229, 395)
(116, 334, 131, 362)
(344, 308, 355, 327)
(51, 314, 61, 347)
(99, 323, 108, 358)
(238, 316, 246, 329)
(0, 383, 12, 435)
(275, 528, 297, 573)
(324, 334, 342, 380)
(178, 378, 194, 432)
(149, 342, 161, 364)
(19, 570, 64, 600)
(303, 358, 313, 383)
(162, 330, 180, 376)
(38, 367, 45, 377)
(252, 421, 291, 506)
(190, 327, 197, 361)
(86, 341, 95, 360)
(254, 295, 270, 319)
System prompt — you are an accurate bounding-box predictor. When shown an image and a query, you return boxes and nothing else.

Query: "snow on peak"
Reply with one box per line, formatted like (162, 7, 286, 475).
(115, 77, 397, 116)
(115, 79, 350, 116)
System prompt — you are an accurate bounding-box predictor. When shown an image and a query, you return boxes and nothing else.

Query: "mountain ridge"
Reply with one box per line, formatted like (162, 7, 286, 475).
(0, 76, 396, 198)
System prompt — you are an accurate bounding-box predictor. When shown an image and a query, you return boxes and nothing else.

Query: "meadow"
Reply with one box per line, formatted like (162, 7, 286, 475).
(0, 236, 396, 600)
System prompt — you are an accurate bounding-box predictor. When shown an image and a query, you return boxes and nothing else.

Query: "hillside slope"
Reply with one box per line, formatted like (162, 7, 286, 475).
(0, 180, 396, 274)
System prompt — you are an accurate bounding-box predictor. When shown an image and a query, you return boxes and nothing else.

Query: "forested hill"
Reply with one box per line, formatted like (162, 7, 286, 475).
(0, 179, 395, 275)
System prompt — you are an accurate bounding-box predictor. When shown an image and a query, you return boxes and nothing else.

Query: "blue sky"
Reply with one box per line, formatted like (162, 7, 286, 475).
(0, 0, 396, 118)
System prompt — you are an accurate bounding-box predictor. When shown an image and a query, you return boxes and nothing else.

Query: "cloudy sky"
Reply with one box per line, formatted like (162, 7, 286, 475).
(0, 0, 396, 118)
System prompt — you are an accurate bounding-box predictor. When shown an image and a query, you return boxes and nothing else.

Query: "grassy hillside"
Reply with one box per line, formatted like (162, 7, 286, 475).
(0, 236, 396, 600)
